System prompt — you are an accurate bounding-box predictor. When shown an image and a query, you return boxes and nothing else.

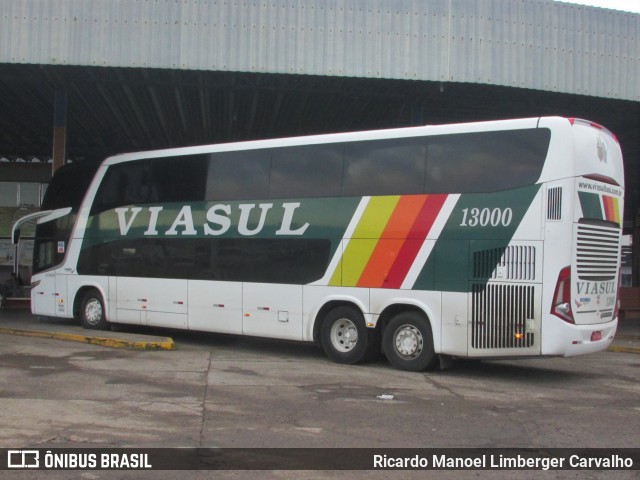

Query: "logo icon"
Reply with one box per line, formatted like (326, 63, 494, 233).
(596, 136, 608, 163)
(7, 450, 39, 468)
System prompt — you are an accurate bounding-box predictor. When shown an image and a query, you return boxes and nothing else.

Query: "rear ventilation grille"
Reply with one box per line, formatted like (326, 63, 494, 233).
(547, 186, 563, 220)
(473, 246, 536, 281)
(471, 284, 535, 349)
(576, 222, 621, 281)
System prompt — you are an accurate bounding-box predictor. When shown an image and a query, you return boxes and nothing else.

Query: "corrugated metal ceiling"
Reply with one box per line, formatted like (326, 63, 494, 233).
(1, 0, 638, 101)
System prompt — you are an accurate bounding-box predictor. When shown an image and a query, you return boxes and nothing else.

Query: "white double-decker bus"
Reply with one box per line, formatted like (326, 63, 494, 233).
(14, 117, 624, 371)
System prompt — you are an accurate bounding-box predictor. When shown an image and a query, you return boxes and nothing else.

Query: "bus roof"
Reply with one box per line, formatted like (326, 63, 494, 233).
(104, 116, 548, 165)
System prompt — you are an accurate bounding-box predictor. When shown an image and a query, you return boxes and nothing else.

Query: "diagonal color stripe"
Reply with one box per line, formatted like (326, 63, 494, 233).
(401, 194, 460, 289)
(382, 194, 448, 288)
(602, 195, 620, 224)
(356, 195, 428, 287)
(326, 197, 371, 286)
(339, 196, 400, 287)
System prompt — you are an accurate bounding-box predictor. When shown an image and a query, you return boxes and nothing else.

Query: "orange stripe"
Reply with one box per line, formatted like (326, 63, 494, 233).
(356, 195, 427, 287)
(383, 193, 448, 288)
(603, 196, 616, 222)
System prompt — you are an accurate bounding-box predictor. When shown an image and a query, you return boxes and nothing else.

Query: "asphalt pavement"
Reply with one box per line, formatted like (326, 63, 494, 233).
(0, 306, 639, 480)
(1, 306, 639, 355)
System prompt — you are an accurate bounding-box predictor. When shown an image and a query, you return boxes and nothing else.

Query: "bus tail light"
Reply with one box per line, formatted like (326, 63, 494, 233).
(551, 266, 574, 324)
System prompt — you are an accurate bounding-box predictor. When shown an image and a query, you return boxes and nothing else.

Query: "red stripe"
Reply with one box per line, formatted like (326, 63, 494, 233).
(382, 194, 448, 288)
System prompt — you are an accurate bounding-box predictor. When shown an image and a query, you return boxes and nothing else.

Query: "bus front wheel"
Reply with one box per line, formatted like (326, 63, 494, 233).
(383, 312, 436, 372)
(79, 290, 110, 331)
(320, 306, 372, 365)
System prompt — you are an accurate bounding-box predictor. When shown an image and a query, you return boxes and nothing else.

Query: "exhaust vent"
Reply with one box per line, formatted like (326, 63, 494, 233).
(547, 186, 562, 220)
(471, 284, 535, 349)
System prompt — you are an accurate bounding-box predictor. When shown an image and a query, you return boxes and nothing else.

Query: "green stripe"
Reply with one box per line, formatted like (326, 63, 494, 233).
(82, 197, 361, 255)
(413, 185, 541, 292)
(578, 192, 603, 220)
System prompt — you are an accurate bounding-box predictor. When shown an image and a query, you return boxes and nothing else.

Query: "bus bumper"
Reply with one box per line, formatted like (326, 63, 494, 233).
(541, 314, 618, 357)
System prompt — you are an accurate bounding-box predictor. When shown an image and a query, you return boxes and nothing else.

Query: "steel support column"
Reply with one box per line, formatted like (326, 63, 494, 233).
(52, 91, 67, 173)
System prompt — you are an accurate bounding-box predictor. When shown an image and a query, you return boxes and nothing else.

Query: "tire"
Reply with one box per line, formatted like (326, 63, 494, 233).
(383, 312, 436, 372)
(320, 306, 373, 365)
(79, 290, 110, 330)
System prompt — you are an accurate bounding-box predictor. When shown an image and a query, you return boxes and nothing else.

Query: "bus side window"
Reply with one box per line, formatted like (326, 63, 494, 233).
(270, 144, 343, 199)
(424, 129, 550, 194)
(206, 150, 271, 201)
(342, 137, 426, 197)
(91, 162, 155, 214)
(151, 156, 207, 203)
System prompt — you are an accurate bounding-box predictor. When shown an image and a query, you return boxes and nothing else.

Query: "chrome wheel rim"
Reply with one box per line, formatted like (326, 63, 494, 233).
(394, 324, 423, 359)
(84, 298, 103, 326)
(330, 318, 358, 353)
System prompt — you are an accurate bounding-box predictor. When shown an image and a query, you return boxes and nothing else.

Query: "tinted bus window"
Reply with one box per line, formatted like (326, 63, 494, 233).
(151, 155, 208, 202)
(342, 137, 426, 196)
(270, 144, 343, 199)
(77, 237, 331, 284)
(92, 161, 154, 214)
(41, 161, 100, 210)
(92, 156, 208, 214)
(425, 128, 550, 193)
(34, 161, 100, 274)
(206, 150, 271, 200)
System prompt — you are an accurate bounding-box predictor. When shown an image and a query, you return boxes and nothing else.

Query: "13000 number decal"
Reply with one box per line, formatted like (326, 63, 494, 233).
(460, 207, 513, 227)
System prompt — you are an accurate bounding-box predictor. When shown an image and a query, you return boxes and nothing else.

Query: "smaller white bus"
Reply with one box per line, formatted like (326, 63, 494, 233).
(15, 117, 624, 371)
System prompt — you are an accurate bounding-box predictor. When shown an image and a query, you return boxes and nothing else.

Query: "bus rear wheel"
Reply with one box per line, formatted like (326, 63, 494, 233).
(320, 306, 373, 365)
(79, 290, 110, 331)
(383, 312, 436, 372)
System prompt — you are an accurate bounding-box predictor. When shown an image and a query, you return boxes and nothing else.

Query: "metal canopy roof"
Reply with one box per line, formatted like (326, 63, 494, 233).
(2, 0, 639, 101)
(1, 63, 638, 227)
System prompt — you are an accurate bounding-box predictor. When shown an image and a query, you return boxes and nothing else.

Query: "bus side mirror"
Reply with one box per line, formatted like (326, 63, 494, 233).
(12, 228, 20, 245)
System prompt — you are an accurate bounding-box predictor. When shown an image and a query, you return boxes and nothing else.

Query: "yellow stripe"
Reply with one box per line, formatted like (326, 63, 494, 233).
(328, 256, 343, 286)
(331, 196, 400, 286)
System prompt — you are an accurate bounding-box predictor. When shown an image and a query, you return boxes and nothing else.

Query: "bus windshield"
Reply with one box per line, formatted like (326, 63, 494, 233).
(33, 161, 100, 274)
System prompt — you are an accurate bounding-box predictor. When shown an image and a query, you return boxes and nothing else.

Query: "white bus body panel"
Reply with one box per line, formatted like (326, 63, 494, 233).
(116, 277, 188, 329)
(188, 280, 242, 334)
(441, 292, 467, 357)
(242, 283, 303, 340)
(541, 314, 617, 356)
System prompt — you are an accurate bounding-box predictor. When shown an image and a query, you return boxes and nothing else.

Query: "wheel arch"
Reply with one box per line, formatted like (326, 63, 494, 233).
(73, 284, 108, 321)
(377, 300, 441, 354)
(312, 298, 368, 344)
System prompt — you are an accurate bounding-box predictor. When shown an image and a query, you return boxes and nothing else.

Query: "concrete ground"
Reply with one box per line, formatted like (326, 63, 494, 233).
(0, 309, 639, 480)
